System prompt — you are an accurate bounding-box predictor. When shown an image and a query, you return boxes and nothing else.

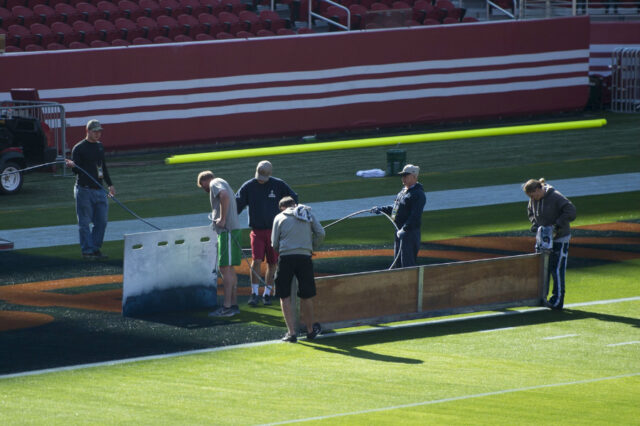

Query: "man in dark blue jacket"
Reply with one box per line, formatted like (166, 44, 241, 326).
(372, 164, 426, 268)
(236, 160, 298, 306)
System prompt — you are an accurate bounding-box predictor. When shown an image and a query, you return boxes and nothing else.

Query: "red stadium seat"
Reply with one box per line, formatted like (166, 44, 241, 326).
(370, 2, 389, 10)
(111, 37, 129, 45)
(8, 23, 37, 48)
(136, 15, 160, 39)
(237, 10, 264, 33)
(96, 1, 122, 21)
(197, 12, 222, 34)
(224, 0, 246, 14)
(349, 4, 368, 29)
(173, 33, 192, 41)
(157, 14, 182, 38)
(177, 13, 204, 36)
(139, 0, 164, 18)
(159, 0, 182, 17)
(461, 16, 478, 22)
(25, 43, 45, 50)
(199, 0, 224, 16)
(1, 7, 18, 29)
(114, 16, 144, 40)
(93, 18, 119, 41)
(297, 26, 314, 34)
(117, 0, 143, 20)
(46, 41, 66, 49)
(215, 30, 233, 39)
(179, 0, 206, 16)
(11, 5, 38, 27)
(5, 0, 25, 12)
(132, 36, 152, 44)
(54, 3, 82, 24)
(256, 28, 274, 37)
(68, 40, 89, 48)
(90, 39, 110, 47)
(32, 4, 57, 25)
(324, 5, 347, 27)
(152, 34, 172, 42)
(258, 10, 286, 32)
(72, 19, 101, 43)
(422, 17, 440, 25)
(235, 29, 253, 38)
(29, 22, 56, 45)
(276, 27, 295, 35)
(51, 21, 80, 44)
(194, 32, 213, 40)
(411, 0, 433, 23)
(217, 11, 245, 35)
(75, 2, 101, 23)
(435, 0, 465, 20)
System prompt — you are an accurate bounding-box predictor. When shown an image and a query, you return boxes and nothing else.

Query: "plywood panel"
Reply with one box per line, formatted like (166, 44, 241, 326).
(313, 268, 419, 323)
(422, 254, 542, 311)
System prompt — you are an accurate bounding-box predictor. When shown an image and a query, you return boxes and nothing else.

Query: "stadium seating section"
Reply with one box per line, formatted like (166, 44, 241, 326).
(1, 0, 507, 52)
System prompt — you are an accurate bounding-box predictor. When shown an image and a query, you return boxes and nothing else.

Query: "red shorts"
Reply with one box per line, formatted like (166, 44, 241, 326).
(250, 229, 278, 264)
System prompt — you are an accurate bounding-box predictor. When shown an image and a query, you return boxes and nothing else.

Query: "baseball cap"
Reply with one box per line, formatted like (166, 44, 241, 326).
(255, 160, 272, 182)
(86, 120, 103, 131)
(399, 164, 419, 177)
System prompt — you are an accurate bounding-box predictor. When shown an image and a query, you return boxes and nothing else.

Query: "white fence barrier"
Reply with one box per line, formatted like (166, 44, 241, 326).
(122, 226, 218, 317)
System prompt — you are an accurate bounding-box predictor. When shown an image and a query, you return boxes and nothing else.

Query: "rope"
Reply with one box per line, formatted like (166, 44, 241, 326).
(0, 161, 61, 176)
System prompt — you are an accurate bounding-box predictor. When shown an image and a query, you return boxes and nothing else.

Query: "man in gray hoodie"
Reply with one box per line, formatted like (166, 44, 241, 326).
(523, 178, 577, 310)
(271, 196, 325, 342)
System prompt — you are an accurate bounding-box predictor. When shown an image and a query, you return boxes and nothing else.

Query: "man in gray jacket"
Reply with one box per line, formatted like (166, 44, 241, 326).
(523, 178, 577, 310)
(271, 196, 325, 342)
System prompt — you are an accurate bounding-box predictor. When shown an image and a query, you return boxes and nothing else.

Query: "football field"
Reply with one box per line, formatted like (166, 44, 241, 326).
(0, 112, 639, 423)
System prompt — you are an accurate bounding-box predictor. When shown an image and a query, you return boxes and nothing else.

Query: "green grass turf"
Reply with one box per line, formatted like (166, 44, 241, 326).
(0, 295, 637, 424)
(0, 111, 638, 230)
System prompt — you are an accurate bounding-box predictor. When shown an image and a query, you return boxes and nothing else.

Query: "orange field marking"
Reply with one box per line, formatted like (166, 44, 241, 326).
(0, 311, 54, 331)
(577, 222, 640, 233)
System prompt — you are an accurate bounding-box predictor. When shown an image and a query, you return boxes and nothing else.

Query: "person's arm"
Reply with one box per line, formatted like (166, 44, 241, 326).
(235, 183, 248, 214)
(556, 197, 577, 227)
(310, 213, 325, 251)
(527, 201, 538, 233)
(285, 182, 298, 204)
(216, 189, 230, 229)
(101, 153, 115, 196)
(271, 217, 281, 252)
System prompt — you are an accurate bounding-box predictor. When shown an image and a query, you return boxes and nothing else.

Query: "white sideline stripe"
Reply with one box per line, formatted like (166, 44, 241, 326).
(542, 334, 579, 340)
(607, 341, 640, 347)
(480, 327, 515, 333)
(1, 296, 638, 381)
(261, 372, 640, 425)
(42, 50, 589, 98)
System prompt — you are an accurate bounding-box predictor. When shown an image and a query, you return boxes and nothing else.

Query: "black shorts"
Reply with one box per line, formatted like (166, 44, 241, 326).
(274, 254, 316, 299)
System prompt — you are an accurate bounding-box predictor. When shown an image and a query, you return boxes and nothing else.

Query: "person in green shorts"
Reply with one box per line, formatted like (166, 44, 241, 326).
(197, 170, 242, 317)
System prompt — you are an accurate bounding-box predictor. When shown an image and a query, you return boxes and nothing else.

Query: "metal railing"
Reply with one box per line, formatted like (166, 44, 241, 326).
(309, 0, 351, 31)
(0, 100, 69, 174)
(611, 47, 640, 113)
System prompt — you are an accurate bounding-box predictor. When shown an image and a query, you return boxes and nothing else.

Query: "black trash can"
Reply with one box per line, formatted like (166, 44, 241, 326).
(386, 149, 406, 176)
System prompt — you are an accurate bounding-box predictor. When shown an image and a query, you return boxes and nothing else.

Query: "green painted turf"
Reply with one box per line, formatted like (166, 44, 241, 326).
(0, 298, 637, 425)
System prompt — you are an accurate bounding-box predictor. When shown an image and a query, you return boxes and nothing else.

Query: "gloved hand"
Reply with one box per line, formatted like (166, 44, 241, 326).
(396, 229, 405, 239)
(370, 206, 381, 214)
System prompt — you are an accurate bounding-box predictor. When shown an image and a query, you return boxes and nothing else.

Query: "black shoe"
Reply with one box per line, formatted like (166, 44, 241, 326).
(82, 252, 97, 259)
(92, 250, 108, 259)
(248, 294, 260, 307)
(306, 322, 322, 340)
(281, 332, 297, 343)
(263, 294, 272, 306)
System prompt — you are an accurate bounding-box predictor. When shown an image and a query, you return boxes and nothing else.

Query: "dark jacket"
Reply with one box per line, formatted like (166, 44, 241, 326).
(71, 139, 112, 189)
(527, 185, 576, 238)
(381, 182, 426, 232)
(236, 177, 298, 230)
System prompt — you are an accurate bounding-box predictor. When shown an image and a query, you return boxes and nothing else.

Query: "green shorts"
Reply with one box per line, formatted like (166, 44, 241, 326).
(218, 229, 242, 267)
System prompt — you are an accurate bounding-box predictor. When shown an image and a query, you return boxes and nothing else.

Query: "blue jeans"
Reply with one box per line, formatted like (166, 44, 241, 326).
(74, 185, 108, 254)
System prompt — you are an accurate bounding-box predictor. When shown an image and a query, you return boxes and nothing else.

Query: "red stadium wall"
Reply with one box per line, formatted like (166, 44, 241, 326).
(0, 16, 591, 150)
(589, 21, 640, 76)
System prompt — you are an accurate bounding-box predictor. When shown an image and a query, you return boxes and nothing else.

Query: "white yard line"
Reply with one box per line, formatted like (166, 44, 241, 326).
(542, 334, 579, 340)
(1, 296, 638, 380)
(261, 372, 640, 425)
(607, 341, 640, 347)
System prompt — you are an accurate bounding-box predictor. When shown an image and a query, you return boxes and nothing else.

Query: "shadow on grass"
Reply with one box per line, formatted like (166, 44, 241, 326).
(304, 307, 640, 362)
